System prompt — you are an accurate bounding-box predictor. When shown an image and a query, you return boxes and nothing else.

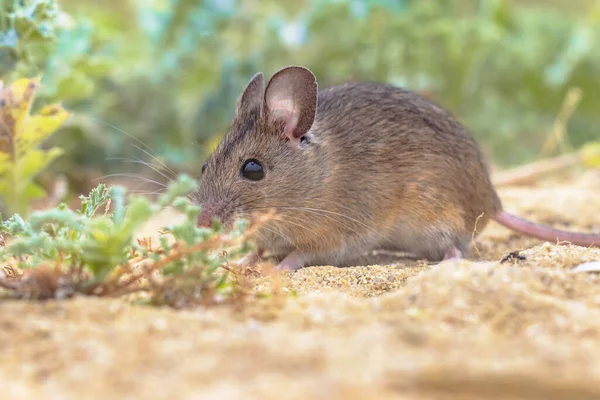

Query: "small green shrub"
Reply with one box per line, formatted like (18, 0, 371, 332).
(0, 174, 258, 307)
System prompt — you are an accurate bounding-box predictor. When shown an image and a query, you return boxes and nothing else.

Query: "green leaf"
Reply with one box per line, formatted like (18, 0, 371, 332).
(0, 76, 68, 216)
(581, 142, 600, 168)
(79, 184, 109, 219)
(16, 147, 64, 182)
(22, 182, 47, 201)
(16, 105, 71, 153)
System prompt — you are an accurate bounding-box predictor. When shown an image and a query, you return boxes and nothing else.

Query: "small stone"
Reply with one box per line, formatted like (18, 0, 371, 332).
(150, 318, 168, 332)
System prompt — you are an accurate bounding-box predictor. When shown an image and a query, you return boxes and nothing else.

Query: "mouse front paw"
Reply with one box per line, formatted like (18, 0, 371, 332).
(235, 248, 264, 268)
(275, 250, 307, 271)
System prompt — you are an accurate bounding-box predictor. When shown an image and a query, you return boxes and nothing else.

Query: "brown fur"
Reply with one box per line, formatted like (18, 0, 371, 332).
(195, 66, 501, 266)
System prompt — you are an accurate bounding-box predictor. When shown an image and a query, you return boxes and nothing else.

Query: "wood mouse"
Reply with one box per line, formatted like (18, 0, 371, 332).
(194, 66, 600, 271)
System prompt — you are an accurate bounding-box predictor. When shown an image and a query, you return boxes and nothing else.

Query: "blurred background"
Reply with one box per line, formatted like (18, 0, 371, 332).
(1, 0, 599, 203)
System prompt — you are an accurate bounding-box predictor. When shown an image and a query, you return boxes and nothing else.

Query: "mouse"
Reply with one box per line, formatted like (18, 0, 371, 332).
(194, 65, 600, 271)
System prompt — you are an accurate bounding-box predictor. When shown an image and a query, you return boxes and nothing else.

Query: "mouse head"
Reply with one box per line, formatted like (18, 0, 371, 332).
(195, 66, 320, 229)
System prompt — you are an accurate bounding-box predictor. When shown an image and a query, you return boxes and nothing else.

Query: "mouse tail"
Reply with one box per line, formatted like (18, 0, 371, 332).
(493, 211, 600, 247)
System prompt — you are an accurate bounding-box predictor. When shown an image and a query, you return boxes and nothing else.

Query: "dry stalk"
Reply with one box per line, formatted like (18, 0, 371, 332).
(492, 152, 582, 187)
(0, 209, 277, 303)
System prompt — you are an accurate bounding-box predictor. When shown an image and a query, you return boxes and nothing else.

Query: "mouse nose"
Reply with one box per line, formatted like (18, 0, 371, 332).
(196, 203, 221, 228)
(197, 214, 211, 228)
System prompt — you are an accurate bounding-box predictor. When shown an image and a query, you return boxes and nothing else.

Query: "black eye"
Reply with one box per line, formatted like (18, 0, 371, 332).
(300, 136, 308, 144)
(202, 162, 207, 174)
(241, 159, 265, 181)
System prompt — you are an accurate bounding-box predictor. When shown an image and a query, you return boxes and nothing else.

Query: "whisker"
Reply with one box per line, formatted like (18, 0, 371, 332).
(130, 144, 177, 179)
(273, 206, 372, 230)
(91, 117, 178, 178)
(239, 204, 385, 240)
(283, 207, 358, 233)
(128, 188, 166, 198)
(265, 214, 318, 238)
(131, 157, 174, 183)
(235, 201, 353, 228)
(128, 178, 166, 194)
(92, 173, 168, 188)
(259, 226, 291, 243)
(92, 117, 154, 153)
(105, 157, 173, 183)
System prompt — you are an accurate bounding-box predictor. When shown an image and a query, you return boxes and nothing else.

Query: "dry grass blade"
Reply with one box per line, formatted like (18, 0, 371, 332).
(492, 152, 582, 187)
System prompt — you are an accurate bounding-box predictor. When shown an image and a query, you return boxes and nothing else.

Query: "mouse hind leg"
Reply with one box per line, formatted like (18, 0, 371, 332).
(421, 231, 471, 261)
(442, 240, 470, 260)
(412, 236, 471, 262)
(382, 222, 472, 262)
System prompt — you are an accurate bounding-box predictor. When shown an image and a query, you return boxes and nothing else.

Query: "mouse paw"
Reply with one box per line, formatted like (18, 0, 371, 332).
(443, 247, 464, 260)
(235, 249, 264, 268)
(275, 251, 306, 271)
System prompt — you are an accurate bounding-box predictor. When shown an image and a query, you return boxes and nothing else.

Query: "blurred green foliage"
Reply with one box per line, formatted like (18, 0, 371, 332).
(0, 0, 65, 77)
(1, 0, 599, 193)
(0, 75, 69, 217)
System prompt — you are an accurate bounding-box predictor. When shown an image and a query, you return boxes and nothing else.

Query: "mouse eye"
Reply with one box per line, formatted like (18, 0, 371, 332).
(202, 162, 207, 175)
(241, 159, 265, 181)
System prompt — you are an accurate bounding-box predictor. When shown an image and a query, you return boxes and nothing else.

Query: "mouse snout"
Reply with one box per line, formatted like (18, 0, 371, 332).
(196, 202, 225, 228)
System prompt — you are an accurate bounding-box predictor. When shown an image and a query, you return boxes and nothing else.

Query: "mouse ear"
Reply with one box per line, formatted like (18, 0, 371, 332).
(235, 72, 265, 115)
(264, 66, 317, 142)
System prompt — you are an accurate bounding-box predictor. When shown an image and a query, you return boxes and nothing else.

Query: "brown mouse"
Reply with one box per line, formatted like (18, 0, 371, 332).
(194, 66, 599, 270)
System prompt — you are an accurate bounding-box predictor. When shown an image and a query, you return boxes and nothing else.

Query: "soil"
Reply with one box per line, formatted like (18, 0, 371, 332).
(1, 168, 600, 400)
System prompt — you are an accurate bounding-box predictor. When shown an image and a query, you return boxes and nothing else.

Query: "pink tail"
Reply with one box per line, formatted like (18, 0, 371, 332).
(493, 211, 599, 247)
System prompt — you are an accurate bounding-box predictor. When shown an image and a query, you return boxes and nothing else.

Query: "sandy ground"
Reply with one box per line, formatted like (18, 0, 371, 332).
(1, 168, 600, 400)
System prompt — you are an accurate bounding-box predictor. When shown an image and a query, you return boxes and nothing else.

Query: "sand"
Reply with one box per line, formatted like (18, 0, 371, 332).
(1, 168, 600, 400)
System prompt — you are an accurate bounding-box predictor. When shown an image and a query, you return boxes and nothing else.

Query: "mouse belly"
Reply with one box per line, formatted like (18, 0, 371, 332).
(249, 209, 482, 270)
(253, 224, 386, 269)
(375, 228, 471, 261)
(254, 231, 467, 270)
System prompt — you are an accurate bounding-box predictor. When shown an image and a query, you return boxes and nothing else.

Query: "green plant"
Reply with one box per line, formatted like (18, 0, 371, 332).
(0, 76, 69, 217)
(0, 0, 67, 78)
(0, 0, 112, 101)
(0, 174, 258, 306)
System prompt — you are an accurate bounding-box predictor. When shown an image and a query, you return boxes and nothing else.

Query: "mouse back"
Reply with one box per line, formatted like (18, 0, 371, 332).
(313, 81, 502, 235)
